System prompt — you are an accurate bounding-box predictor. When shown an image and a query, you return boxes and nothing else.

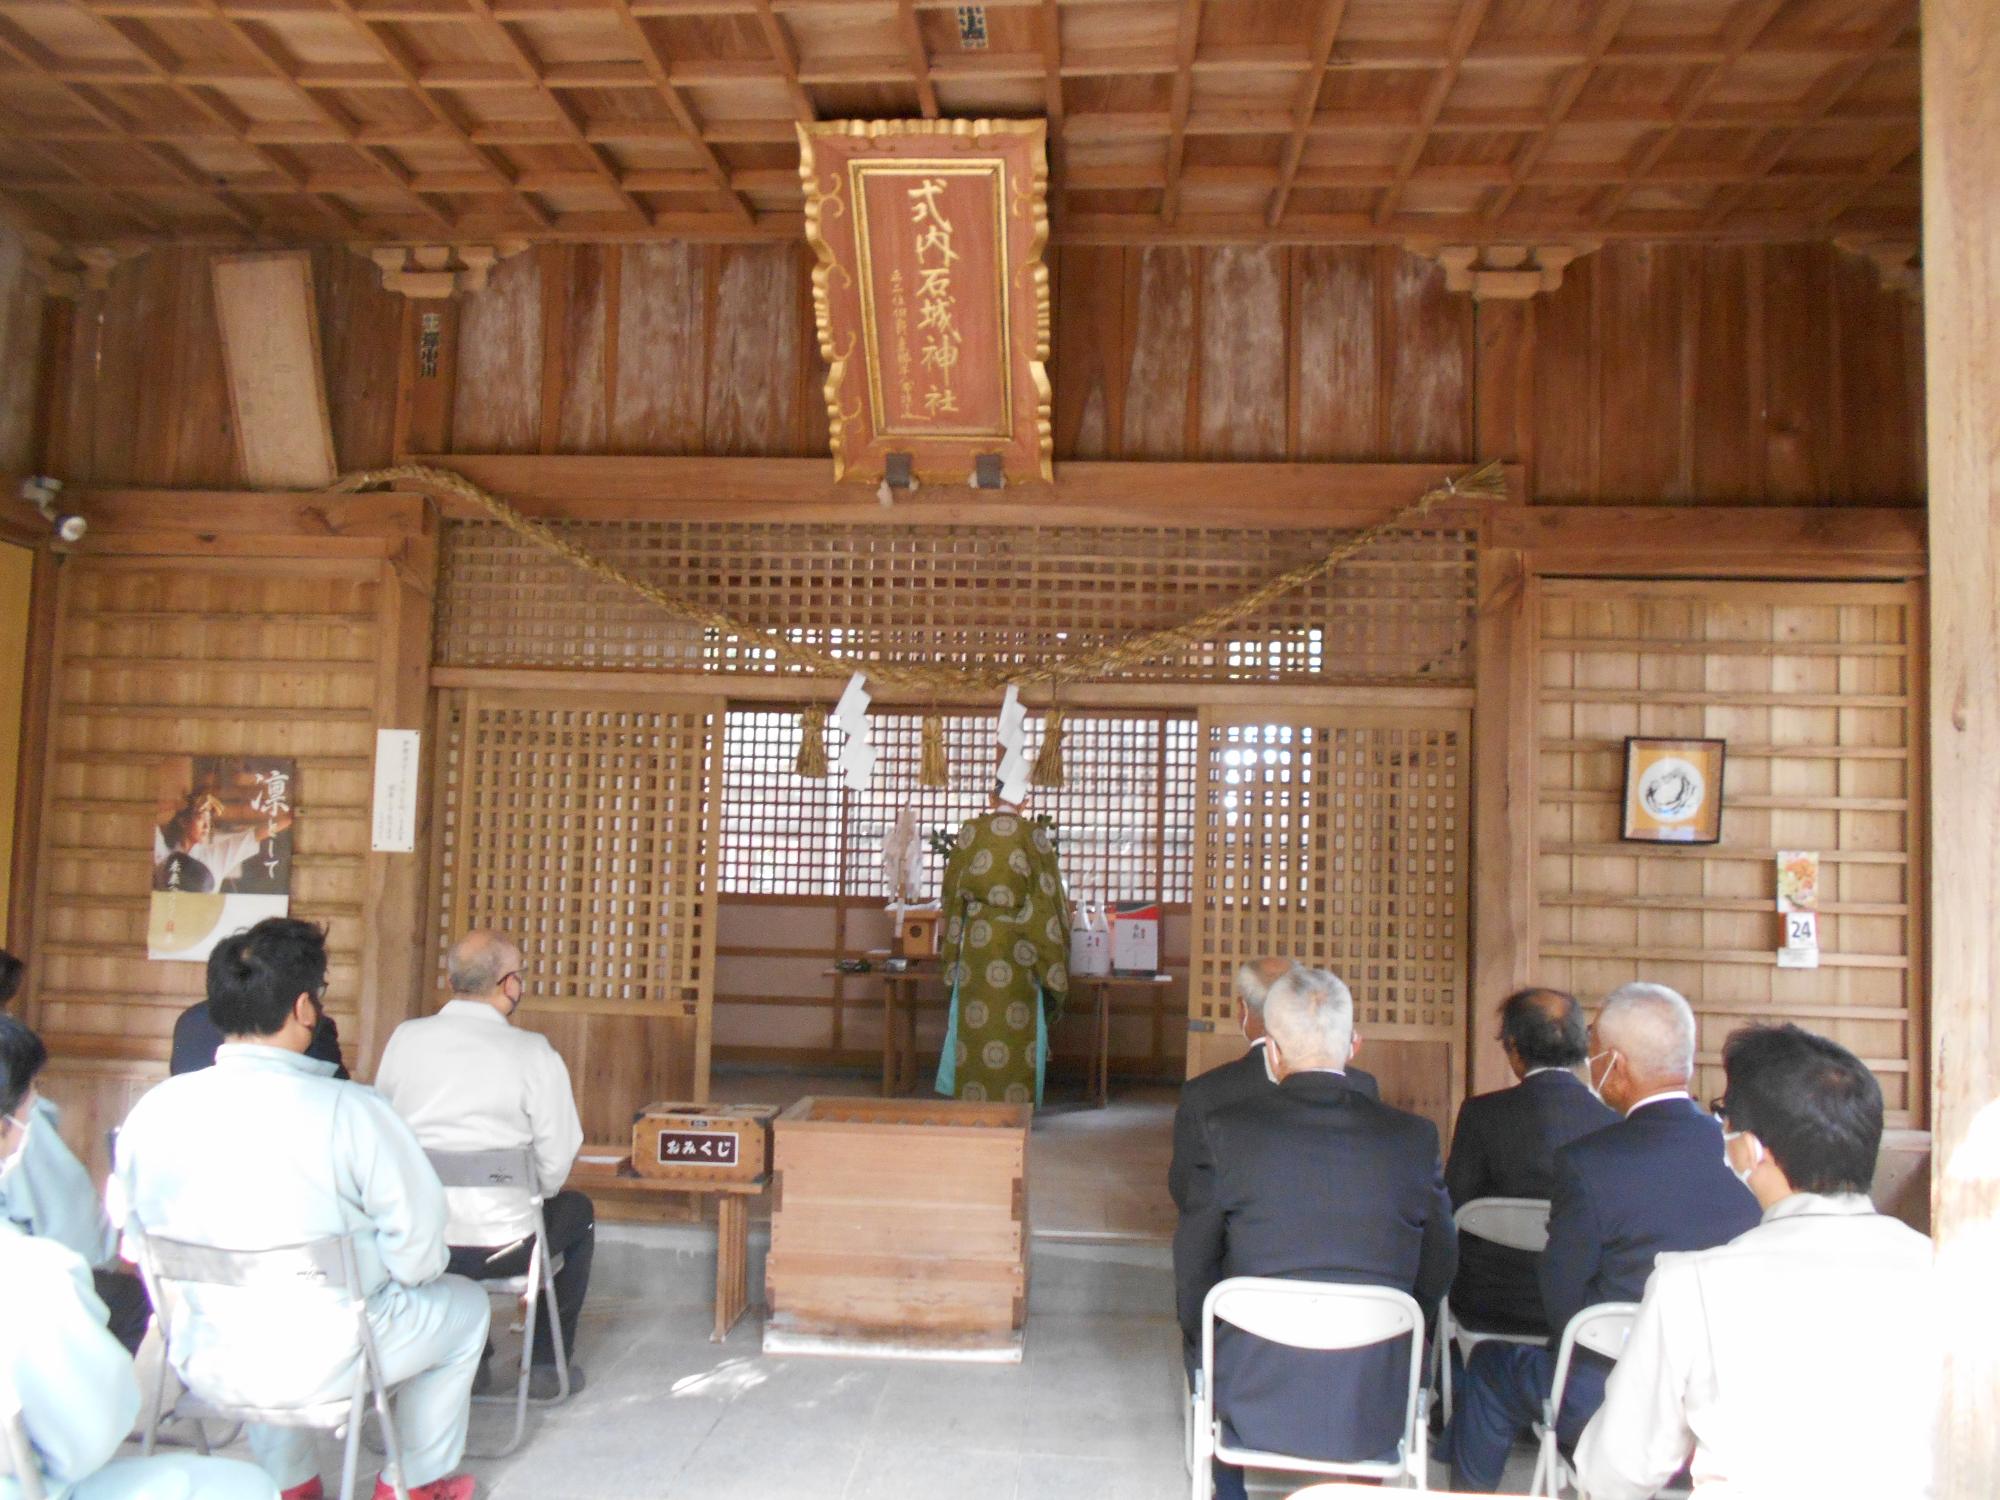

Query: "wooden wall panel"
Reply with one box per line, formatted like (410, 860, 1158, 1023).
(0, 223, 43, 475)
(40, 241, 1924, 502)
(609, 241, 706, 454)
(1534, 580, 1924, 1126)
(25, 557, 387, 1074)
(451, 249, 542, 454)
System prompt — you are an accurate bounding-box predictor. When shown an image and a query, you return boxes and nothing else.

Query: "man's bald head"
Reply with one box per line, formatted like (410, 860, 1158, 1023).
(447, 929, 521, 999)
(1234, 956, 1296, 1041)
(1498, 986, 1587, 1077)
(1592, 981, 1697, 1109)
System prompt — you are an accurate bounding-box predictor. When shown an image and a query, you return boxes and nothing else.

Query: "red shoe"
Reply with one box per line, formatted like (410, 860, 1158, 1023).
(373, 1476, 475, 1500)
(280, 1482, 324, 1500)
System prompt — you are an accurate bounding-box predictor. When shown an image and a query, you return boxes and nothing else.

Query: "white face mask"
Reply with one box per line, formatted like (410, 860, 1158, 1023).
(0, 1109, 32, 1190)
(1723, 1129, 1763, 1188)
(1584, 1049, 1617, 1103)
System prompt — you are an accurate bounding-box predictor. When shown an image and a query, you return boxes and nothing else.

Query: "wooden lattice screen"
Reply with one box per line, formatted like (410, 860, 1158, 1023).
(1187, 706, 1470, 1087)
(434, 519, 1478, 685)
(1536, 580, 1923, 1127)
(719, 707, 1196, 908)
(433, 688, 722, 1123)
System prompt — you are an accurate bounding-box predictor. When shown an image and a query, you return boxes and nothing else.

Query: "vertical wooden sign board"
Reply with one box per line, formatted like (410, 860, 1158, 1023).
(798, 119, 1053, 486)
(210, 251, 339, 489)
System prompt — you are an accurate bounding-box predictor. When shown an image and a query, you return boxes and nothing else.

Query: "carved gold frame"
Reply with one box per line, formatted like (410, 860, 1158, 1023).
(798, 118, 1053, 484)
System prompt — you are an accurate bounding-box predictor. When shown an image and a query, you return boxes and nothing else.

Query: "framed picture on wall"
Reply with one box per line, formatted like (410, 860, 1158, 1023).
(1621, 738, 1725, 845)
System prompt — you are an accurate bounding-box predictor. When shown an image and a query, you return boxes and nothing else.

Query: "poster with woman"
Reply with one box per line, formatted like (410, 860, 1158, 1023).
(147, 755, 297, 961)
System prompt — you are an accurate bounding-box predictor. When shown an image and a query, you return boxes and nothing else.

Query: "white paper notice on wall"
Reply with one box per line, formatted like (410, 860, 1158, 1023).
(371, 729, 422, 852)
(1777, 909, 1820, 969)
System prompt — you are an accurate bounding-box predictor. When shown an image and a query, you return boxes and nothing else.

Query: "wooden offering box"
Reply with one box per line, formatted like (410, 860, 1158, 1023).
(765, 1096, 1030, 1362)
(632, 1102, 778, 1186)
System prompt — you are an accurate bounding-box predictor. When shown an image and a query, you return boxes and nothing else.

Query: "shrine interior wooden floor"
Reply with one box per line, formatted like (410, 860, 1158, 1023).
(713, 1065, 1180, 1242)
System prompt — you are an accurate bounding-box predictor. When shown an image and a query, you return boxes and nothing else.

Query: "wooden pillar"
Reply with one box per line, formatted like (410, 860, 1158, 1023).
(1923, 0, 2000, 1493)
(1470, 544, 1536, 1099)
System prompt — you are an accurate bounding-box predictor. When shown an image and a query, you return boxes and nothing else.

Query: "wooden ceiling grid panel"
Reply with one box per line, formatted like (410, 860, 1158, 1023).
(0, 0, 1922, 244)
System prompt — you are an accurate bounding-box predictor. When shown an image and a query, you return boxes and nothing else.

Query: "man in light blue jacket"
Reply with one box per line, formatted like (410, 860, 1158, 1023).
(0, 1014, 274, 1500)
(0, 948, 149, 1352)
(112, 920, 488, 1500)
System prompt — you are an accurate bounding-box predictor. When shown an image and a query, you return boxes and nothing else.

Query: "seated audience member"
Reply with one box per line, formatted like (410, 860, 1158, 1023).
(1575, 1024, 1936, 1499)
(376, 930, 592, 1397)
(1444, 982, 1760, 1493)
(1443, 987, 1616, 1334)
(0, 951, 151, 1353)
(1175, 966, 1455, 1500)
(171, 992, 347, 1078)
(113, 918, 488, 1500)
(1169, 955, 1378, 1210)
(0, 1198, 276, 1498)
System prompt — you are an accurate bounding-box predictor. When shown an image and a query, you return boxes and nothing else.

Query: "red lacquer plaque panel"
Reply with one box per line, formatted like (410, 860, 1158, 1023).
(799, 119, 1052, 485)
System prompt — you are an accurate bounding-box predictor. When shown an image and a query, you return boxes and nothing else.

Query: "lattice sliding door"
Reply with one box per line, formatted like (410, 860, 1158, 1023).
(437, 689, 723, 1130)
(1188, 705, 1470, 1129)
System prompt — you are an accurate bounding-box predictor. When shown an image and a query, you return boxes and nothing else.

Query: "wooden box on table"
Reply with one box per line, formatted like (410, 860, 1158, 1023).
(764, 1096, 1030, 1362)
(632, 1101, 778, 1185)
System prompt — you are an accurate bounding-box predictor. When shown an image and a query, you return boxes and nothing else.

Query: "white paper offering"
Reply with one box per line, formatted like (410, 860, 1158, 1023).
(996, 684, 1031, 803)
(835, 672, 875, 792)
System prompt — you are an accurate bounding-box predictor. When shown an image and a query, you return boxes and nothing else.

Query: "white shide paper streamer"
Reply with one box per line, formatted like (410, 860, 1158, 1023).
(834, 671, 875, 792)
(996, 684, 1031, 804)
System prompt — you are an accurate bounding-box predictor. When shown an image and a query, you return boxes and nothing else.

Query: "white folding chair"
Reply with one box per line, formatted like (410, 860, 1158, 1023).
(0, 1379, 47, 1500)
(1192, 1277, 1430, 1498)
(132, 1230, 410, 1500)
(423, 1147, 570, 1459)
(1431, 1196, 1552, 1424)
(1527, 1301, 1638, 1498)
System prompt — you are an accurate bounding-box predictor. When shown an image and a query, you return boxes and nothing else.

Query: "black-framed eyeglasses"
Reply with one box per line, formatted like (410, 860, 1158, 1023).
(499, 970, 524, 988)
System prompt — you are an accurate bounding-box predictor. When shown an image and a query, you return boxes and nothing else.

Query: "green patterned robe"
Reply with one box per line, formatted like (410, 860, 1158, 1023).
(934, 810, 1072, 1106)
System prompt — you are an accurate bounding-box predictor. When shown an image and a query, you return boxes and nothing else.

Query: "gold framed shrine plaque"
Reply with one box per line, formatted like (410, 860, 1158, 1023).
(798, 119, 1053, 485)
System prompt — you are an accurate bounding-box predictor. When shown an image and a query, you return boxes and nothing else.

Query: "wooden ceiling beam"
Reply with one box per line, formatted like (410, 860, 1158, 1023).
(1373, 0, 1493, 227)
(1480, 0, 1636, 224)
(0, 14, 260, 232)
(598, 0, 758, 225)
(315, 0, 557, 230)
(1590, 0, 1789, 229)
(893, 0, 939, 117)
(1157, 0, 1200, 224)
(1815, 124, 1921, 227)
(452, 0, 652, 226)
(1265, 0, 1350, 228)
(749, 0, 816, 124)
(1698, 13, 1913, 231)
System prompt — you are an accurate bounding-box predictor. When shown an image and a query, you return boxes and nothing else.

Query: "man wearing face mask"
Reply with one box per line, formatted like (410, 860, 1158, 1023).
(112, 917, 489, 1500)
(0, 948, 151, 1353)
(1444, 982, 1760, 1493)
(1574, 1024, 1936, 1498)
(0, 1012, 280, 1500)
(1174, 965, 1456, 1500)
(375, 930, 592, 1399)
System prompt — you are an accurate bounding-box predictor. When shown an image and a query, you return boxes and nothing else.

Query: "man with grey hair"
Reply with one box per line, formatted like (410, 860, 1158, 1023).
(376, 930, 593, 1397)
(1444, 981, 1759, 1492)
(1175, 966, 1454, 1500)
(1167, 956, 1377, 1209)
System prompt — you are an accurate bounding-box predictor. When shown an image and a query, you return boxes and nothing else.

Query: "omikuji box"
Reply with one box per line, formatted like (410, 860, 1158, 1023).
(631, 1102, 778, 1185)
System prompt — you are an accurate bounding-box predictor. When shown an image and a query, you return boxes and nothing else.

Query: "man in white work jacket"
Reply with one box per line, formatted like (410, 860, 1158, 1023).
(112, 918, 488, 1500)
(376, 930, 591, 1398)
(1574, 1022, 1937, 1499)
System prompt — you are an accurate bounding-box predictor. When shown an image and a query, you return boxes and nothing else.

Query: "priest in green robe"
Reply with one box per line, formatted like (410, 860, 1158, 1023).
(934, 791, 1072, 1106)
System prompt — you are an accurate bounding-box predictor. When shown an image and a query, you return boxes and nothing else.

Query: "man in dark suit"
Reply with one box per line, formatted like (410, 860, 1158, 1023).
(170, 995, 348, 1078)
(1176, 965, 1455, 1500)
(1443, 987, 1616, 1333)
(1169, 955, 1379, 1211)
(1443, 982, 1761, 1492)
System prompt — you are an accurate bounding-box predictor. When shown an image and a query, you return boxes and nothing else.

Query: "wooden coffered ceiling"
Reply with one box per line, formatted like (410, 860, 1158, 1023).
(0, 0, 1922, 248)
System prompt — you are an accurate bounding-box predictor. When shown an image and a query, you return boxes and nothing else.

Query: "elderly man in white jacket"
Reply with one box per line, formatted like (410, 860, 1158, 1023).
(1574, 1023, 1937, 1500)
(113, 919, 489, 1500)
